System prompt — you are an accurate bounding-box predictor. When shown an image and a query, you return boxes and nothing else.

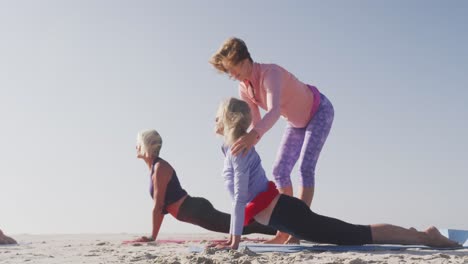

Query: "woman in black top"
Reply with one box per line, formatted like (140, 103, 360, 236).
(129, 129, 275, 242)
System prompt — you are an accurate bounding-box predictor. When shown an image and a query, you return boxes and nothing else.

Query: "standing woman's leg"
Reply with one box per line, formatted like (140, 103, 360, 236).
(272, 125, 306, 196)
(297, 94, 334, 206)
(270, 126, 306, 243)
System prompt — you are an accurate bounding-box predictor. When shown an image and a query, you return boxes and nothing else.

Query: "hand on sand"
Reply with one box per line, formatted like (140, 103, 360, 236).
(132, 236, 154, 243)
(207, 239, 231, 248)
(214, 244, 232, 250)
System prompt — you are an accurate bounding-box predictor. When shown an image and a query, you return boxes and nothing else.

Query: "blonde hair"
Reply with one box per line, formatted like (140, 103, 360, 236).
(209, 37, 253, 73)
(137, 129, 163, 159)
(217, 98, 252, 145)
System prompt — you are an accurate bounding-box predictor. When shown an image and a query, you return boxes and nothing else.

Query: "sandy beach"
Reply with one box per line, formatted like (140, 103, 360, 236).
(1, 233, 466, 264)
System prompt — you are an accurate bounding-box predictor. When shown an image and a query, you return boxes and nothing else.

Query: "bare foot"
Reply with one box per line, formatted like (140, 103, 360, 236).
(284, 236, 300, 245)
(264, 231, 289, 244)
(0, 229, 17, 245)
(424, 226, 460, 248)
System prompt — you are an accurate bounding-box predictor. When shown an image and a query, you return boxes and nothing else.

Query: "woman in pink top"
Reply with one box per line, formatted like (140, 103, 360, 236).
(210, 37, 334, 244)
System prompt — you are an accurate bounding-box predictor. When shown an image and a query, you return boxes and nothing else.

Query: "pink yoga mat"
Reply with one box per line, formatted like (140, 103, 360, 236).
(122, 237, 266, 245)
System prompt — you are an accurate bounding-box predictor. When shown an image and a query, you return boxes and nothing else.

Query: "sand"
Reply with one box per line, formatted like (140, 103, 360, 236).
(1, 233, 467, 264)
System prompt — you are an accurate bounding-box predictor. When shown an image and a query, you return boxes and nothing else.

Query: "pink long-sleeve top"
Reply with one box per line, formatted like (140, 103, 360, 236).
(239, 62, 316, 137)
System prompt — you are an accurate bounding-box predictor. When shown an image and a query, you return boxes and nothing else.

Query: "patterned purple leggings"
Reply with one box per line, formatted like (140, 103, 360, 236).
(272, 93, 334, 188)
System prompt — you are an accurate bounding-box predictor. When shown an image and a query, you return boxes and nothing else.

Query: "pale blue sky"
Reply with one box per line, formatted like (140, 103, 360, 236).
(1, 1, 467, 235)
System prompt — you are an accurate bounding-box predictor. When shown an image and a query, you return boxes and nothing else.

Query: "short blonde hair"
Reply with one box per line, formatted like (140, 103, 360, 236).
(209, 37, 253, 73)
(217, 98, 252, 145)
(137, 129, 163, 158)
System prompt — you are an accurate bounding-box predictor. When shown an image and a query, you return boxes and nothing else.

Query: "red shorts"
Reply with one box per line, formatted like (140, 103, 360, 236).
(244, 181, 279, 226)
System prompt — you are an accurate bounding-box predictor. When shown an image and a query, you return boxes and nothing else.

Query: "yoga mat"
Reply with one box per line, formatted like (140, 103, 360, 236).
(123, 237, 266, 245)
(0, 244, 19, 247)
(189, 243, 466, 253)
(188, 244, 417, 253)
(188, 229, 468, 253)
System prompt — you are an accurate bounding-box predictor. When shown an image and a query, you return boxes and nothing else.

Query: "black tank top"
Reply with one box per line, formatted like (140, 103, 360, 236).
(149, 157, 188, 214)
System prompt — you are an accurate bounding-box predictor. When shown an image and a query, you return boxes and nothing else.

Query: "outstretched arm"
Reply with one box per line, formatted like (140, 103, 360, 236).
(229, 152, 250, 249)
(149, 162, 172, 241)
(131, 161, 171, 243)
(232, 69, 281, 156)
(253, 68, 282, 137)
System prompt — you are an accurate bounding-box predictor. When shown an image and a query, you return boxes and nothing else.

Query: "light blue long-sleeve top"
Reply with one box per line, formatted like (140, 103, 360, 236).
(222, 145, 269, 235)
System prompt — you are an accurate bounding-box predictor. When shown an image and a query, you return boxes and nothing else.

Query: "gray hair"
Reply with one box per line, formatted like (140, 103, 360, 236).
(137, 129, 163, 159)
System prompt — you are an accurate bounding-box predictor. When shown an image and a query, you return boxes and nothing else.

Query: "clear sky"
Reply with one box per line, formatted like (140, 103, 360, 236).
(1, 1, 467, 235)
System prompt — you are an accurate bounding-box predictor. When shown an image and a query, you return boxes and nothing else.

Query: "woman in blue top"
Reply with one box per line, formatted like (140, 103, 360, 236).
(213, 98, 459, 250)
(127, 129, 275, 243)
